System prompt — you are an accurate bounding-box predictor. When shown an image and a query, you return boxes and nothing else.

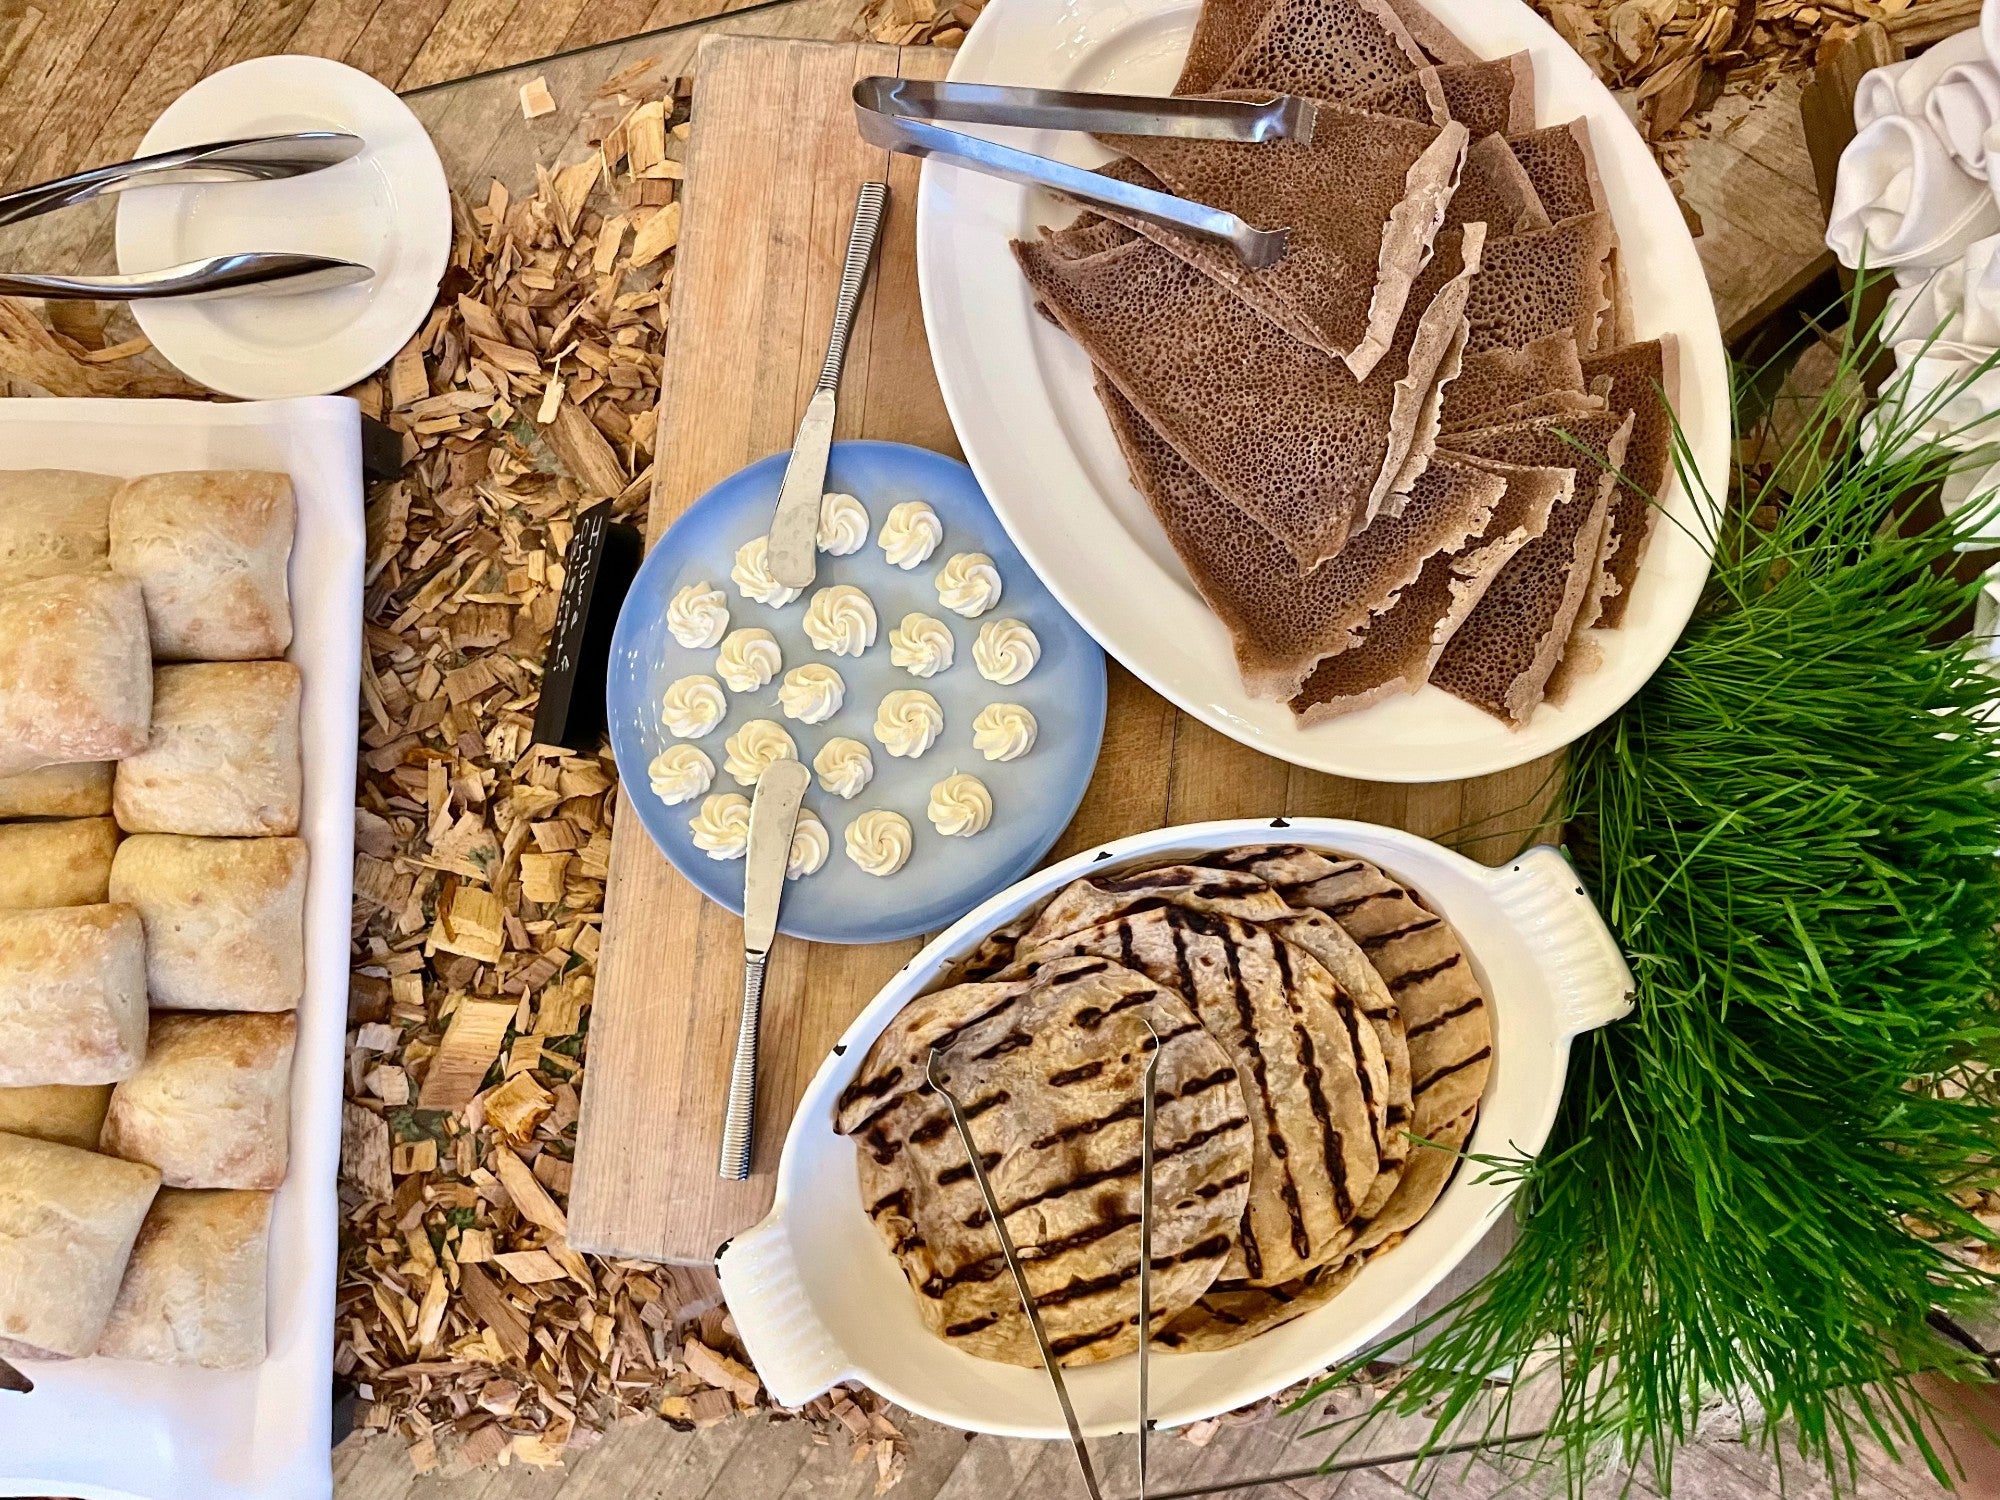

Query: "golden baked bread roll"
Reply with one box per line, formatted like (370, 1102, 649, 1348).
(0, 573, 151, 778)
(108, 471, 294, 661)
(0, 904, 147, 1086)
(112, 662, 302, 837)
(0, 1083, 111, 1149)
(101, 1012, 295, 1189)
(0, 470, 117, 587)
(0, 760, 113, 818)
(0, 817, 119, 908)
(95, 1188, 271, 1368)
(0, 1132, 159, 1358)
(108, 835, 306, 1012)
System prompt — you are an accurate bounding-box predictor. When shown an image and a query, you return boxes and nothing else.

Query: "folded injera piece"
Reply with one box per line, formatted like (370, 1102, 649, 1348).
(1579, 336, 1679, 627)
(1215, 0, 1427, 98)
(1289, 463, 1572, 723)
(1207, 847, 1491, 1254)
(1349, 56, 1537, 138)
(1102, 99, 1468, 376)
(1507, 120, 1604, 221)
(836, 957, 1253, 1367)
(1374, 0, 1482, 66)
(1431, 410, 1634, 721)
(1096, 374, 1504, 699)
(1446, 134, 1548, 238)
(1014, 225, 1479, 569)
(1440, 332, 1584, 429)
(1464, 213, 1616, 357)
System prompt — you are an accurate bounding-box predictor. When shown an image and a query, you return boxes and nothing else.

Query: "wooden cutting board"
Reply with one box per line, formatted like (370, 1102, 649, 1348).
(568, 32, 1562, 1264)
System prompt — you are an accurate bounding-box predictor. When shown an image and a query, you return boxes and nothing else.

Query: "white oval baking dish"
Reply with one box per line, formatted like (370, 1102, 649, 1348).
(718, 817, 1633, 1437)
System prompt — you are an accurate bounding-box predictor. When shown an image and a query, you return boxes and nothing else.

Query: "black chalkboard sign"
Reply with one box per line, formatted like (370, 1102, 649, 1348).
(533, 500, 642, 752)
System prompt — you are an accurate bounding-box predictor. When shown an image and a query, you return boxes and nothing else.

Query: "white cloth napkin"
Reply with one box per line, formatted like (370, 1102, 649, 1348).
(1883, 233, 2000, 343)
(1928, 55, 2000, 177)
(1855, 26, 1988, 128)
(1828, 112, 2000, 269)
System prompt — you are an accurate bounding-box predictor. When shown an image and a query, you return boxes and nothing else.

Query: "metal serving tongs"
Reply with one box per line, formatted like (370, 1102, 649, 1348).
(853, 77, 1314, 270)
(0, 132, 375, 302)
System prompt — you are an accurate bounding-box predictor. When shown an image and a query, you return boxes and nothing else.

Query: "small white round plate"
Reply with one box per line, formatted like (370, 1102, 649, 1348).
(116, 55, 451, 400)
(915, 0, 1728, 782)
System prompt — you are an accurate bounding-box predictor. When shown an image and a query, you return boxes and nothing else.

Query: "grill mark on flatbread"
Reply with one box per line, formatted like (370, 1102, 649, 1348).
(1405, 993, 1479, 1036)
(1051, 1321, 1135, 1359)
(1074, 987, 1163, 1028)
(1395, 954, 1464, 994)
(973, 1030, 1035, 1061)
(1049, 1060, 1104, 1087)
(1029, 1065, 1238, 1151)
(922, 1210, 1143, 1295)
(961, 1114, 1251, 1229)
(1326, 889, 1398, 918)
(936, 1151, 1002, 1187)
(1273, 939, 1355, 1219)
(903, 1089, 1012, 1149)
(1044, 958, 1111, 983)
(1362, 916, 1442, 951)
(1413, 1046, 1491, 1095)
(1213, 912, 1314, 1262)
(944, 1313, 999, 1338)
(1026, 1234, 1237, 1312)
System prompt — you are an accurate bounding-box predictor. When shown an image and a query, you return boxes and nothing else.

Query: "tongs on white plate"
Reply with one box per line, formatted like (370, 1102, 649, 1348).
(852, 77, 1314, 270)
(0, 132, 376, 301)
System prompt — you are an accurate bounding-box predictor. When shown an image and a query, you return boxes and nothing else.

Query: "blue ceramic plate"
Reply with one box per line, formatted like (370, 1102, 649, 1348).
(607, 442, 1107, 945)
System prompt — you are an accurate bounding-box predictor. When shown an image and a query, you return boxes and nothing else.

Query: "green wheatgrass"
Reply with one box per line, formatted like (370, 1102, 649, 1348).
(1304, 298, 2000, 1494)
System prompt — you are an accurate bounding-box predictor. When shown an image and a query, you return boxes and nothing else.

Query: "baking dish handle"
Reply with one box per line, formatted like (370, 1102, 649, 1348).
(716, 1213, 855, 1407)
(1485, 844, 1635, 1039)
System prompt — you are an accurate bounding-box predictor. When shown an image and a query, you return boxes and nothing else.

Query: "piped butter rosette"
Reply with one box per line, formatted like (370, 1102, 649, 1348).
(731, 535, 801, 607)
(878, 500, 943, 569)
(722, 719, 798, 785)
(888, 612, 955, 678)
(972, 618, 1039, 685)
(972, 702, 1037, 762)
(844, 809, 913, 877)
(689, 793, 751, 859)
(874, 690, 943, 759)
(647, 745, 714, 806)
(803, 585, 878, 657)
(813, 737, 875, 798)
(935, 552, 1002, 618)
(927, 773, 992, 838)
(715, 628, 782, 692)
(667, 581, 729, 648)
(787, 809, 830, 879)
(662, 674, 726, 739)
(778, 663, 845, 724)
(817, 493, 868, 555)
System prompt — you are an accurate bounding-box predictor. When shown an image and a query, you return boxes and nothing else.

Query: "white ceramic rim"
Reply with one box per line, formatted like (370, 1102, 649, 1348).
(117, 55, 450, 400)
(914, 0, 1728, 782)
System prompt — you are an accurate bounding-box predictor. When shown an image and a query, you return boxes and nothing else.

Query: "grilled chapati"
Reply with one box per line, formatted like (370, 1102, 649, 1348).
(1153, 1253, 1365, 1352)
(837, 956, 1253, 1367)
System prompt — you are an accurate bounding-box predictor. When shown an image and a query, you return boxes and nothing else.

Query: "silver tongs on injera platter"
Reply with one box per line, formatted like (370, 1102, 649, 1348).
(927, 1017, 1546, 1500)
(852, 78, 1312, 270)
(0, 132, 375, 302)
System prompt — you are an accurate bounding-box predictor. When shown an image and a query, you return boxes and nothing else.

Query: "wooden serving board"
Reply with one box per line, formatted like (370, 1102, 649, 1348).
(568, 32, 1562, 1264)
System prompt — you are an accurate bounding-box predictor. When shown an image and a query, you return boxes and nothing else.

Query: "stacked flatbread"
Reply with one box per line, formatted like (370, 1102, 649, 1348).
(0, 469, 303, 1370)
(1012, 0, 1680, 726)
(837, 843, 1492, 1364)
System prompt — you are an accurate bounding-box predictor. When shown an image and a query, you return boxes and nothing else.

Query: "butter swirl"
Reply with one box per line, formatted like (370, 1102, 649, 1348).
(777, 663, 845, 724)
(878, 500, 943, 570)
(935, 552, 1003, 617)
(972, 702, 1037, 762)
(817, 493, 868, 556)
(715, 628, 782, 692)
(813, 737, 875, 799)
(722, 719, 798, 786)
(787, 809, 830, 879)
(888, 612, 955, 678)
(731, 534, 801, 608)
(647, 744, 715, 806)
(661, 674, 726, 739)
(874, 690, 943, 759)
(972, 618, 1040, 685)
(667, 581, 729, 648)
(802, 584, 877, 657)
(844, 809, 914, 877)
(689, 793, 751, 859)
(927, 773, 993, 838)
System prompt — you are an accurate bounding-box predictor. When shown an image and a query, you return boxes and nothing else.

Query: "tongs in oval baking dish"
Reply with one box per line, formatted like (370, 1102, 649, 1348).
(0, 132, 376, 302)
(852, 78, 1315, 270)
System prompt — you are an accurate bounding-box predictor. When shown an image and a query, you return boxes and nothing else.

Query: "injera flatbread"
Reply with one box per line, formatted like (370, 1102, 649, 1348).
(1440, 332, 1584, 429)
(1289, 464, 1572, 723)
(1195, 0, 1425, 97)
(1431, 410, 1633, 722)
(1374, 0, 1482, 67)
(1206, 847, 1490, 1253)
(1579, 337, 1679, 627)
(1348, 56, 1535, 140)
(1464, 214, 1616, 357)
(1507, 121, 1605, 222)
(837, 957, 1253, 1367)
(1447, 388, 1603, 434)
(1013, 226, 1479, 569)
(1014, 907, 1384, 1285)
(1153, 1252, 1364, 1351)
(1446, 134, 1549, 238)
(1009, 864, 1414, 1223)
(1097, 374, 1505, 700)
(1101, 100, 1468, 376)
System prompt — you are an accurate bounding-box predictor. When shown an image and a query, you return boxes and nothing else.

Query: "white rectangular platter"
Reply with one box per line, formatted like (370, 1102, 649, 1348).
(0, 396, 363, 1500)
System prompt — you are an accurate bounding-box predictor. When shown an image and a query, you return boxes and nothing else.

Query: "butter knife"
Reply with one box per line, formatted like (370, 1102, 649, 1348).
(765, 181, 890, 591)
(717, 757, 812, 1180)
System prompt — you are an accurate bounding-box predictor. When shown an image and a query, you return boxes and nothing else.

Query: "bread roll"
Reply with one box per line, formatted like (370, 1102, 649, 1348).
(0, 573, 151, 778)
(112, 662, 302, 837)
(0, 1132, 159, 1358)
(0, 1083, 111, 1149)
(0, 760, 113, 818)
(101, 1012, 295, 1189)
(0, 905, 147, 1086)
(0, 817, 118, 908)
(108, 835, 306, 1012)
(0, 471, 118, 587)
(95, 1188, 271, 1368)
(109, 471, 295, 661)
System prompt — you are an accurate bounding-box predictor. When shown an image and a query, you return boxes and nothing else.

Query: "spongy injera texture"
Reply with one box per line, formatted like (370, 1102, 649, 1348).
(1441, 332, 1583, 428)
(1098, 373, 1503, 699)
(1431, 411, 1632, 720)
(1580, 338, 1674, 626)
(1101, 99, 1462, 374)
(1447, 134, 1547, 237)
(1464, 214, 1615, 356)
(1508, 121, 1603, 221)
(1215, 0, 1427, 98)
